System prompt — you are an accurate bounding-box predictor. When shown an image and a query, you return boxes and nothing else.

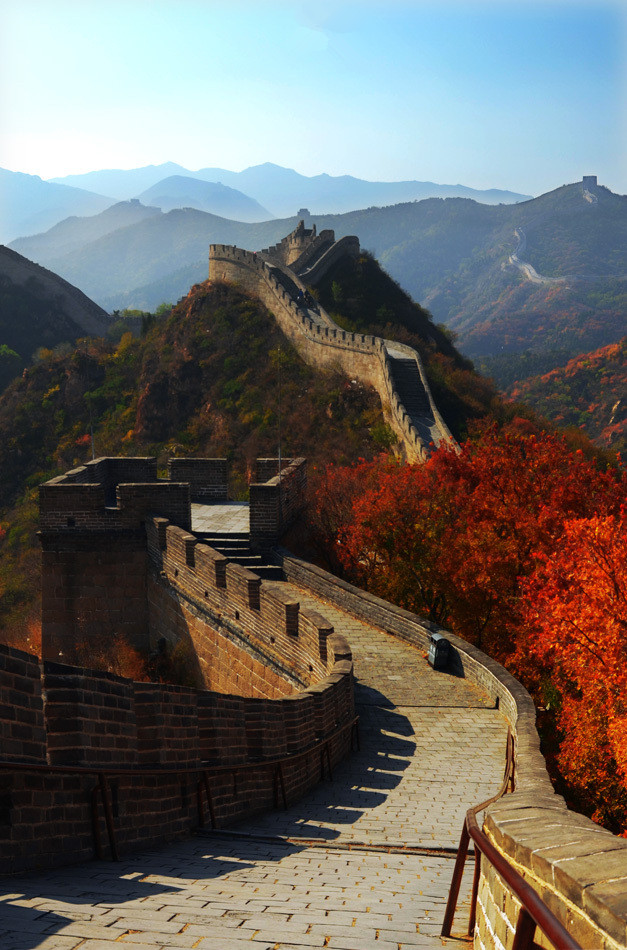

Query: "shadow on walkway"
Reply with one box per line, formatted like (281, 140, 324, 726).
(0, 682, 417, 949)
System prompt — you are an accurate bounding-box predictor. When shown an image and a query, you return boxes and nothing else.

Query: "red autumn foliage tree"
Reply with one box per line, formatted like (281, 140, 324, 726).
(517, 513, 627, 831)
(312, 422, 626, 659)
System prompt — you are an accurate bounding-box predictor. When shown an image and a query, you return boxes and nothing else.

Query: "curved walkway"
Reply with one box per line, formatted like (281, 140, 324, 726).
(0, 588, 508, 950)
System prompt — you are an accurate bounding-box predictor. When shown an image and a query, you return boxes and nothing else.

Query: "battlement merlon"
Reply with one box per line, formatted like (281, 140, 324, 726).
(37, 456, 229, 533)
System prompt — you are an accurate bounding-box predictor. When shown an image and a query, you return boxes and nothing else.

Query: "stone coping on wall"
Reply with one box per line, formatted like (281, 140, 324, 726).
(277, 549, 627, 948)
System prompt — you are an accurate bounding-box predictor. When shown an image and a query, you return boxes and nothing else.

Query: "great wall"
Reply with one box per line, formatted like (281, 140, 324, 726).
(209, 222, 455, 461)
(1, 228, 627, 950)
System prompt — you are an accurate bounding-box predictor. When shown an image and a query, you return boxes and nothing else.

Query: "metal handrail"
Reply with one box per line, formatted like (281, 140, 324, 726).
(441, 730, 581, 950)
(1, 715, 359, 862)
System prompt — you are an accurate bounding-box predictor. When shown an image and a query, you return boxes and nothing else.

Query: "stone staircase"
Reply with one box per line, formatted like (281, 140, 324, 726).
(388, 355, 432, 422)
(195, 530, 284, 580)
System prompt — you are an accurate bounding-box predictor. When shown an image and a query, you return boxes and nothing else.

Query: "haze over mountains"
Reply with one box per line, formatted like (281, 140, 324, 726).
(50, 161, 531, 217)
(136, 176, 271, 221)
(1, 161, 531, 244)
(9, 177, 625, 363)
(0, 168, 112, 245)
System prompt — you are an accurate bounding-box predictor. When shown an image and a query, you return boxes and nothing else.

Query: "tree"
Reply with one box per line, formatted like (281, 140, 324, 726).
(310, 422, 627, 830)
(518, 513, 627, 832)
(312, 422, 626, 658)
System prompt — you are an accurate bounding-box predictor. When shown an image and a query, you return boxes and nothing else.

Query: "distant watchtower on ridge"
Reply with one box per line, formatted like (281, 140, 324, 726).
(582, 175, 597, 190)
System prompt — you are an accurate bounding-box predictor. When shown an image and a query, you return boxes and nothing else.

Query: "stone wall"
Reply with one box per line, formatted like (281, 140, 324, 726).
(1, 458, 356, 874)
(288, 228, 335, 274)
(0, 544, 354, 873)
(278, 551, 627, 950)
(209, 241, 452, 461)
(39, 458, 192, 664)
(294, 234, 361, 284)
(262, 220, 320, 267)
(167, 457, 228, 501)
(146, 509, 338, 694)
(249, 457, 307, 550)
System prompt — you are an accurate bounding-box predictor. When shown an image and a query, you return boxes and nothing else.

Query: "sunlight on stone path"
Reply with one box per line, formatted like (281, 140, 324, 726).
(0, 582, 508, 950)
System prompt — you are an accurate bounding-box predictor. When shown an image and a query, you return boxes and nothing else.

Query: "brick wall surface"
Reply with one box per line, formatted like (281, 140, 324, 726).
(40, 534, 149, 663)
(2, 498, 354, 875)
(249, 458, 307, 549)
(167, 457, 228, 501)
(0, 644, 46, 763)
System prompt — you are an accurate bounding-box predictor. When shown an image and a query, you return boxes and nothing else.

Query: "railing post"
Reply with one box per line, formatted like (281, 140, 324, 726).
(197, 779, 205, 827)
(202, 772, 216, 828)
(91, 784, 104, 859)
(511, 907, 538, 950)
(441, 822, 470, 937)
(468, 844, 482, 936)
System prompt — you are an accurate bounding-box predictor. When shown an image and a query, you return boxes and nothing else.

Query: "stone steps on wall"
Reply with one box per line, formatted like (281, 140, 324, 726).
(388, 357, 432, 418)
(195, 531, 284, 580)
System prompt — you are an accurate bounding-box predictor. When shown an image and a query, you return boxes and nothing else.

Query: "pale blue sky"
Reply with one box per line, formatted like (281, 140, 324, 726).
(1, 0, 625, 196)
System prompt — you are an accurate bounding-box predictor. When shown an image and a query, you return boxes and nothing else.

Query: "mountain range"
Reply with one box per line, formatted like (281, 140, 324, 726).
(50, 161, 531, 216)
(9, 179, 626, 363)
(1, 161, 531, 245)
(0, 168, 112, 244)
(136, 176, 271, 221)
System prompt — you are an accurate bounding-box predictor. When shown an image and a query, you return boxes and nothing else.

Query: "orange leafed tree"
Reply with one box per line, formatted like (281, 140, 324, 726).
(312, 422, 626, 659)
(518, 512, 627, 832)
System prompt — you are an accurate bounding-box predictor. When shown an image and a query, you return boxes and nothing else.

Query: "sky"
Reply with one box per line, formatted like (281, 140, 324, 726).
(0, 0, 625, 197)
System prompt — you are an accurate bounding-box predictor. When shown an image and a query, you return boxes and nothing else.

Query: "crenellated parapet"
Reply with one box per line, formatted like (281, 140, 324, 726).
(209, 227, 455, 461)
(0, 457, 353, 874)
(38, 456, 308, 665)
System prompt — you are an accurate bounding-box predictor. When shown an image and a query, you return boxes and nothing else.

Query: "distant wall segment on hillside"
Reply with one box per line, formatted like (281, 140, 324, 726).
(208, 228, 455, 461)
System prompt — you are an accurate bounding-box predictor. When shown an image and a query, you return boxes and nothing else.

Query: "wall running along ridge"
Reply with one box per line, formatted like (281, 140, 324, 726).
(278, 550, 627, 950)
(208, 229, 454, 461)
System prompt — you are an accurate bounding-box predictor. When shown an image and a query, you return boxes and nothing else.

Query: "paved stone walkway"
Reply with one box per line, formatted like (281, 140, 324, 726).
(192, 504, 249, 533)
(0, 569, 508, 950)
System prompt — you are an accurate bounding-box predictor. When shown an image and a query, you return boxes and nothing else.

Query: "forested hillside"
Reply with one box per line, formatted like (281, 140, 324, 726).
(10, 181, 625, 373)
(0, 254, 517, 646)
(0, 246, 110, 390)
(506, 338, 627, 454)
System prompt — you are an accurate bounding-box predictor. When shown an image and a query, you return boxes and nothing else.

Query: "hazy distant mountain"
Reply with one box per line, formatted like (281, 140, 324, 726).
(48, 162, 190, 200)
(136, 176, 272, 222)
(194, 162, 531, 215)
(10, 200, 161, 262)
(10, 180, 625, 358)
(49, 161, 531, 216)
(305, 181, 627, 358)
(0, 168, 113, 243)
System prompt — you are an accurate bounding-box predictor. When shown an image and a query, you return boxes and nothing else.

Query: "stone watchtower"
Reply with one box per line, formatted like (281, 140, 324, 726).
(262, 220, 318, 268)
